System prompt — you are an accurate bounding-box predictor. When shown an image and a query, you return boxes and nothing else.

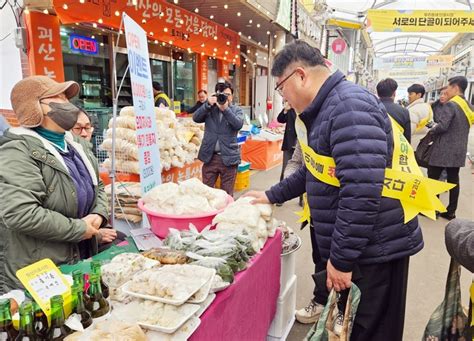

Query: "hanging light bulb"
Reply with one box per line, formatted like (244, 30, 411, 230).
(24, 7, 30, 13)
(91, 35, 95, 39)
(98, 18, 103, 24)
(213, 36, 218, 40)
(225, 23, 229, 27)
(43, 9, 48, 14)
(149, 31, 154, 36)
(248, 35, 251, 39)
(62, 4, 68, 10)
(237, 12, 241, 16)
(164, 27, 168, 32)
(115, 10, 120, 16)
(154, 39, 158, 44)
(224, 4, 228, 9)
(248, 19, 253, 24)
(238, 32, 242, 36)
(169, 40, 173, 45)
(256, 23, 260, 28)
(210, 15, 214, 19)
(173, 0, 178, 3)
(93, 23, 98, 28)
(226, 41, 230, 45)
(201, 43, 205, 47)
(194, 8, 199, 13)
(142, 19, 146, 24)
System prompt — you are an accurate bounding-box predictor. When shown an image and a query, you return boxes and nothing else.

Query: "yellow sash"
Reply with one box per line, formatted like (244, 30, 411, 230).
(294, 115, 455, 224)
(470, 282, 474, 327)
(415, 105, 433, 132)
(154, 92, 171, 107)
(450, 95, 474, 126)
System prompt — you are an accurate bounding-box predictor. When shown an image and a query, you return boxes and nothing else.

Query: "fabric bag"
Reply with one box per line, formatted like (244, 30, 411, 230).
(415, 133, 434, 168)
(305, 283, 361, 341)
(423, 258, 468, 340)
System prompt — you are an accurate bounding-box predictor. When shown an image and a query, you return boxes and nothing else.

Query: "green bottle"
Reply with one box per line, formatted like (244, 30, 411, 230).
(46, 296, 70, 341)
(24, 292, 48, 339)
(70, 284, 92, 329)
(90, 261, 109, 299)
(84, 274, 109, 319)
(0, 298, 18, 340)
(71, 270, 84, 292)
(15, 301, 37, 341)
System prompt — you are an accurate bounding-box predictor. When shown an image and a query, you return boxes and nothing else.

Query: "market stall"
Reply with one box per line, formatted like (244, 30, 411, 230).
(241, 139, 283, 171)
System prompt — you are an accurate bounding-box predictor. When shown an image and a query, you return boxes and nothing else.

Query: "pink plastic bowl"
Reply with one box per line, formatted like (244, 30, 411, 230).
(138, 196, 234, 239)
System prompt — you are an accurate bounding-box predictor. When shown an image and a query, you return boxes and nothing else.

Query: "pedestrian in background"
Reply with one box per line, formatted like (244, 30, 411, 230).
(431, 87, 448, 123)
(426, 76, 473, 221)
(407, 83, 432, 148)
(187, 89, 208, 114)
(152, 81, 171, 107)
(376, 78, 411, 142)
(277, 101, 297, 179)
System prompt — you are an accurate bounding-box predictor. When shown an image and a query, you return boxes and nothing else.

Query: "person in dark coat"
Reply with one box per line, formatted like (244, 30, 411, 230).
(376, 78, 411, 142)
(193, 81, 243, 196)
(246, 40, 423, 341)
(152, 81, 171, 107)
(277, 101, 297, 181)
(431, 87, 448, 123)
(187, 89, 208, 114)
(427, 76, 473, 220)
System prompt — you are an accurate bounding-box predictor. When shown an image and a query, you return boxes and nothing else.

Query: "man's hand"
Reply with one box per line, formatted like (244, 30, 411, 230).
(218, 100, 229, 112)
(326, 259, 352, 292)
(208, 96, 217, 106)
(82, 214, 103, 230)
(243, 191, 271, 204)
(99, 228, 117, 243)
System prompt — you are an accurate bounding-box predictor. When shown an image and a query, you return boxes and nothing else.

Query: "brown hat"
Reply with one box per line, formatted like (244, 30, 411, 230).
(10, 76, 80, 128)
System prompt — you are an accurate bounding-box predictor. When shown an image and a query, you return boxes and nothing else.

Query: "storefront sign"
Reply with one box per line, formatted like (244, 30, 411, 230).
(197, 54, 208, 92)
(24, 12, 65, 81)
(297, 5, 320, 40)
(276, 0, 291, 31)
(70, 34, 98, 55)
(124, 13, 161, 194)
(426, 55, 454, 68)
(367, 10, 474, 32)
(53, 0, 240, 64)
(331, 38, 347, 54)
(374, 56, 427, 70)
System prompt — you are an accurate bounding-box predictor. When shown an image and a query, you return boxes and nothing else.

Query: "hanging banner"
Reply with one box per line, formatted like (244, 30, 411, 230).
(367, 10, 474, 32)
(53, 0, 240, 64)
(24, 12, 65, 81)
(426, 55, 454, 68)
(276, 0, 291, 31)
(197, 54, 208, 92)
(374, 56, 427, 70)
(124, 13, 161, 194)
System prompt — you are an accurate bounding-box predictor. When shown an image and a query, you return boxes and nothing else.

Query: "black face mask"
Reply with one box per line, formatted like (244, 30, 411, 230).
(42, 102, 81, 130)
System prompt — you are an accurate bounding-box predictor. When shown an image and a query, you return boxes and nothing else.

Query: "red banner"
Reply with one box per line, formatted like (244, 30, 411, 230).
(53, 0, 240, 64)
(217, 59, 230, 79)
(197, 54, 208, 92)
(24, 12, 65, 81)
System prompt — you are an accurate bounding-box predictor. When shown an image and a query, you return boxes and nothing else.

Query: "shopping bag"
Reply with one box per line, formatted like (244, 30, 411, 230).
(415, 133, 434, 168)
(305, 283, 361, 341)
(423, 258, 468, 340)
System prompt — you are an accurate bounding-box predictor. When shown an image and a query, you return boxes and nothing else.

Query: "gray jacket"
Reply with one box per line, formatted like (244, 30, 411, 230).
(428, 97, 472, 168)
(445, 219, 474, 272)
(193, 102, 243, 166)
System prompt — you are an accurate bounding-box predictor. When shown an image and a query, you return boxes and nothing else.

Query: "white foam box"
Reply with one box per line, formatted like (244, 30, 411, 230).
(280, 251, 296, 296)
(267, 275, 297, 339)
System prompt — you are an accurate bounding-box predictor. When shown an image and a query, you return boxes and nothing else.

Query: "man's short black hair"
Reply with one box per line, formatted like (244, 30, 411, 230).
(271, 40, 327, 77)
(215, 81, 233, 94)
(407, 84, 425, 96)
(152, 81, 162, 91)
(448, 76, 468, 93)
(198, 89, 207, 95)
(376, 78, 398, 98)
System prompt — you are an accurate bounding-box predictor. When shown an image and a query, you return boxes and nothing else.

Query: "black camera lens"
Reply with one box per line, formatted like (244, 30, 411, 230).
(217, 93, 228, 105)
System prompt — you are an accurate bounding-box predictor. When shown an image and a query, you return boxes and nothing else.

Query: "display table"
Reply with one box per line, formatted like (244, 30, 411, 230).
(241, 139, 283, 170)
(99, 159, 203, 185)
(191, 231, 282, 341)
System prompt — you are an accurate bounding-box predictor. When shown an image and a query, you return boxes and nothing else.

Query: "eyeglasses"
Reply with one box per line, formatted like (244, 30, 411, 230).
(274, 69, 298, 96)
(72, 126, 93, 134)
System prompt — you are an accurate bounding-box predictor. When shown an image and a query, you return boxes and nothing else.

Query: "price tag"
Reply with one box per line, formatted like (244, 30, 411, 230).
(16, 258, 72, 319)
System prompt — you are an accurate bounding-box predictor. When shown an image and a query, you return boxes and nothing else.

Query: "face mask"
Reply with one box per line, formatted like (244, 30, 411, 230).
(42, 102, 81, 130)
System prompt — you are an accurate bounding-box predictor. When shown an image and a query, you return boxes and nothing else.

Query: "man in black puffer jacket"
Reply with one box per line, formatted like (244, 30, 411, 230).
(246, 40, 423, 341)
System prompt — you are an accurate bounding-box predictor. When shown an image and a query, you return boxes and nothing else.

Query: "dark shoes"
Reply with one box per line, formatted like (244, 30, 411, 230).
(275, 203, 283, 207)
(439, 212, 456, 221)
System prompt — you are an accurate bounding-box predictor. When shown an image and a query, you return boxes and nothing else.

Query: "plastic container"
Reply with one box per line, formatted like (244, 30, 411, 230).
(238, 161, 251, 172)
(137, 196, 234, 238)
(267, 275, 297, 338)
(234, 170, 250, 191)
(280, 244, 298, 296)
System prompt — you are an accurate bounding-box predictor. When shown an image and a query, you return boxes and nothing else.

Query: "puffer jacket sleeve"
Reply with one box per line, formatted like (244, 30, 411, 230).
(193, 102, 212, 123)
(328, 100, 388, 272)
(266, 166, 306, 203)
(0, 142, 87, 242)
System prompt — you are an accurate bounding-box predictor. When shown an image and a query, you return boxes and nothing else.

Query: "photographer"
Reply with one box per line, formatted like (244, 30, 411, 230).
(193, 81, 243, 196)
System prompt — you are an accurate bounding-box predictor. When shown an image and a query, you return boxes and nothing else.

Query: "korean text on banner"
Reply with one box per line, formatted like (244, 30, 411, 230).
(123, 13, 161, 195)
(367, 10, 474, 33)
(24, 12, 65, 81)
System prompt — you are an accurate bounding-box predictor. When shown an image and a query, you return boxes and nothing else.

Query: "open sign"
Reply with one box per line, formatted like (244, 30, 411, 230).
(70, 34, 98, 55)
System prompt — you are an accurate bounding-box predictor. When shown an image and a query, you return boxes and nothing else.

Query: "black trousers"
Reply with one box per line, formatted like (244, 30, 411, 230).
(427, 166, 460, 214)
(313, 257, 410, 341)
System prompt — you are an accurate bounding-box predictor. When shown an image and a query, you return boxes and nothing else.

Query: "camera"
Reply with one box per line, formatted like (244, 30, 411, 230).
(216, 93, 229, 105)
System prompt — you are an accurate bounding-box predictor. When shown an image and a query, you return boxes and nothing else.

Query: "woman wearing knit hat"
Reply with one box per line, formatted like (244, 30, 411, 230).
(0, 75, 109, 293)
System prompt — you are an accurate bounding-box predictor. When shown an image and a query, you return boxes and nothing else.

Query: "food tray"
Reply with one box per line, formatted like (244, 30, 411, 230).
(138, 305, 200, 334)
(187, 274, 215, 304)
(145, 316, 201, 340)
(195, 293, 216, 317)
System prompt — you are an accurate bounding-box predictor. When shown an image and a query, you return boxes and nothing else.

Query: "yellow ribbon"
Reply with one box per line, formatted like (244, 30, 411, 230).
(470, 282, 474, 327)
(415, 105, 433, 132)
(295, 115, 455, 224)
(450, 95, 474, 126)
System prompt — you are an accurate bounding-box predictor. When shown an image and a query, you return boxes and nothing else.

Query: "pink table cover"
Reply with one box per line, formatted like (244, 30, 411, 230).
(190, 230, 282, 341)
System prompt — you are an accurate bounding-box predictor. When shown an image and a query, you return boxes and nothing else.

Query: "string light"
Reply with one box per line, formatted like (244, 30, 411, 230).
(238, 32, 242, 36)
(225, 51, 228, 55)
(100, 42, 104, 46)
(173, 0, 178, 3)
(43, 9, 48, 14)
(98, 18, 103, 24)
(115, 10, 120, 16)
(79, 0, 85, 3)
(142, 19, 146, 24)
(265, 44, 268, 48)
(194, 8, 199, 13)
(149, 31, 154, 36)
(224, 4, 228, 9)
(213, 36, 218, 40)
(257, 24, 260, 28)
(164, 27, 168, 32)
(213, 48, 218, 52)
(248, 35, 251, 39)
(237, 45, 240, 48)
(246, 49, 250, 53)
(24, 7, 30, 13)
(267, 31, 270, 35)
(224, 23, 228, 27)
(93, 23, 97, 28)
(169, 40, 173, 45)
(62, 4, 68, 10)
(154, 39, 158, 43)
(91, 35, 95, 39)
(237, 12, 241, 16)
(249, 19, 253, 24)
(201, 43, 205, 47)
(226, 41, 230, 45)
(273, 34, 277, 38)
(210, 15, 214, 19)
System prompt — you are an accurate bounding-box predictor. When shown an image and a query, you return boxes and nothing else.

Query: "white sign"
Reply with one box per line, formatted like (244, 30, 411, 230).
(123, 13, 162, 194)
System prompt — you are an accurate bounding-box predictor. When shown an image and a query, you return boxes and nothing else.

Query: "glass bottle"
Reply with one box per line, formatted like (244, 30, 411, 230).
(71, 270, 84, 292)
(0, 298, 18, 341)
(24, 292, 48, 339)
(46, 296, 70, 341)
(84, 274, 109, 319)
(70, 284, 92, 329)
(90, 261, 109, 299)
(15, 301, 37, 341)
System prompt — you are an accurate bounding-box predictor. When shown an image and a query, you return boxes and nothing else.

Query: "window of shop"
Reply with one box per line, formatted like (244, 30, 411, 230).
(173, 52, 195, 112)
(150, 59, 170, 96)
(207, 58, 218, 95)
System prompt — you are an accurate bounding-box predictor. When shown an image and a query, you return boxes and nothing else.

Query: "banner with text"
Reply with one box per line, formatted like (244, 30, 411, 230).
(374, 56, 427, 70)
(124, 13, 161, 194)
(426, 55, 454, 68)
(367, 10, 474, 32)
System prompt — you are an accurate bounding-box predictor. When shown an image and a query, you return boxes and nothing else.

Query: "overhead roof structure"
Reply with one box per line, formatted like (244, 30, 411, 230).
(325, 0, 473, 57)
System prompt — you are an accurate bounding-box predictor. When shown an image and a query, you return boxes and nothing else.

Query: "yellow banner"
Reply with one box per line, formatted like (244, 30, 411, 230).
(295, 116, 455, 224)
(367, 10, 474, 32)
(426, 55, 454, 68)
